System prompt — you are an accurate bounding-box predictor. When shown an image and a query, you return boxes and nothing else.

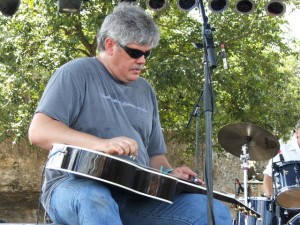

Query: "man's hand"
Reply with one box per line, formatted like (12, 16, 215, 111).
(101, 136, 138, 158)
(172, 166, 205, 186)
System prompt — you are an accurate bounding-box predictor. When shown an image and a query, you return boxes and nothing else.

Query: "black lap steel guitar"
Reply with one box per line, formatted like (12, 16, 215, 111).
(46, 144, 260, 218)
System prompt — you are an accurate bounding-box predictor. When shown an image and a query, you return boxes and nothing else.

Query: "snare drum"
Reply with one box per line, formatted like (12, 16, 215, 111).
(273, 161, 300, 208)
(237, 197, 277, 225)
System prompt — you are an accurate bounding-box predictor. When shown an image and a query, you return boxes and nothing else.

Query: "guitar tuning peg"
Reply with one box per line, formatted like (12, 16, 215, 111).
(230, 203, 237, 210)
(237, 206, 244, 212)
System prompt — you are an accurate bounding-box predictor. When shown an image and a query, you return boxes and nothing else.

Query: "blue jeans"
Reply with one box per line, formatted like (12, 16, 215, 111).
(48, 178, 232, 225)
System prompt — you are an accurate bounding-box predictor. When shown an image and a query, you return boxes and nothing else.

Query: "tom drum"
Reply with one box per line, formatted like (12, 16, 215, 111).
(273, 161, 300, 209)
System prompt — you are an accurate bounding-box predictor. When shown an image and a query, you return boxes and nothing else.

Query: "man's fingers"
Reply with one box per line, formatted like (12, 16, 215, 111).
(104, 137, 138, 158)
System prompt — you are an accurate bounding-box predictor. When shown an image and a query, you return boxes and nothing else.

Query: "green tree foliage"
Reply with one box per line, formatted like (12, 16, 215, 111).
(0, 0, 299, 152)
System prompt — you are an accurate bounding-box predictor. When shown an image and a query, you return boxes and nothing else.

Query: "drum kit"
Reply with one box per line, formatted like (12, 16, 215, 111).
(218, 122, 300, 225)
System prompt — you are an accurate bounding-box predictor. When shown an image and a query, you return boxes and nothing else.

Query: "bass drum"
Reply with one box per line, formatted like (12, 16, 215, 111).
(278, 207, 300, 225)
(287, 213, 300, 225)
(237, 197, 277, 225)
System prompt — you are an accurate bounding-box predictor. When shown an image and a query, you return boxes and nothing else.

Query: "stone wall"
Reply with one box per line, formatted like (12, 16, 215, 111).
(0, 139, 48, 223)
(0, 138, 269, 223)
(0, 140, 48, 193)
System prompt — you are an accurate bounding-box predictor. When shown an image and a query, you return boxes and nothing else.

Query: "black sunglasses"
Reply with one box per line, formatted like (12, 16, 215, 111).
(119, 44, 152, 59)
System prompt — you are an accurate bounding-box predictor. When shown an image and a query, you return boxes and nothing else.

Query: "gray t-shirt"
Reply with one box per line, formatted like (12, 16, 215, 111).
(36, 57, 166, 210)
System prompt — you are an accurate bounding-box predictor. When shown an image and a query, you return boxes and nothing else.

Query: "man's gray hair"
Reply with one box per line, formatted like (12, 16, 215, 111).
(97, 2, 160, 51)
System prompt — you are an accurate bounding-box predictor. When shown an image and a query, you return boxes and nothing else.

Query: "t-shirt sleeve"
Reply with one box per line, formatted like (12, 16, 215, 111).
(147, 90, 167, 157)
(263, 154, 280, 177)
(36, 66, 84, 126)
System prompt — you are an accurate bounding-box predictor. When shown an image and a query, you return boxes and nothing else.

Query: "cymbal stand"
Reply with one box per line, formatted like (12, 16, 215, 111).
(240, 144, 250, 225)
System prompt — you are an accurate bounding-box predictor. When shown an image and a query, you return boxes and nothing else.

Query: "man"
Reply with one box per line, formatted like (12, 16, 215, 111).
(28, 3, 232, 225)
(262, 120, 300, 223)
(263, 120, 300, 197)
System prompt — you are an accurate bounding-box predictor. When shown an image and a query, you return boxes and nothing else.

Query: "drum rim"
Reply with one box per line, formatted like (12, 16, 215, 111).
(273, 160, 300, 165)
(238, 196, 271, 201)
(276, 186, 300, 194)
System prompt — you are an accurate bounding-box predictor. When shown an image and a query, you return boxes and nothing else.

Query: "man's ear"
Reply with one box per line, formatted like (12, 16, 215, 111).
(104, 38, 116, 56)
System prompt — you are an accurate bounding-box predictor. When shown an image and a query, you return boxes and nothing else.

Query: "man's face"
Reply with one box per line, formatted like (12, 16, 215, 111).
(296, 128, 300, 146)
(106, 39, 152, 83)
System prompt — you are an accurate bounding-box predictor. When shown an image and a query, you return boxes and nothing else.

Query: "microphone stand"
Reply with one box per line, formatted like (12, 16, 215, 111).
(186, 91, 204, 177)
(196, 0, 217, 224)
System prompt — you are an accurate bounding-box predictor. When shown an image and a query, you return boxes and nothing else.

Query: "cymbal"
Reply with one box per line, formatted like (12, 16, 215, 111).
(218, 123, 279, 161)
